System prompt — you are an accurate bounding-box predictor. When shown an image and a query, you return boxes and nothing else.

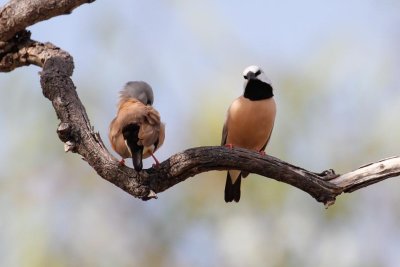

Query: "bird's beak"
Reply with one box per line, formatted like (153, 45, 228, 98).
(246, 72, 256, 80)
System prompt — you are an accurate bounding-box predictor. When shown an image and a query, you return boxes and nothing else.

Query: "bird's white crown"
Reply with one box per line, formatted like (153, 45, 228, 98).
(243, 65, 261, 76)
(242, 65, 272, 85)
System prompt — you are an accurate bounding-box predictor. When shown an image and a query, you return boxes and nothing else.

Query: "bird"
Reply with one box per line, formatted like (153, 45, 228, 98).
(221, 65, 276, 202)
(109, 81, 165, 171)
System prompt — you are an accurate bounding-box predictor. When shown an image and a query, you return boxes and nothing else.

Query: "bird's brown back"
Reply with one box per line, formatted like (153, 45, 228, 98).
(109, 98, 164, 159)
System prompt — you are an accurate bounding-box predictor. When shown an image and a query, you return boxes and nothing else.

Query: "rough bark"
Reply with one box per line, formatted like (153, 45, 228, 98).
(1, 0, 399, 207)
(0, 0, 95, 42)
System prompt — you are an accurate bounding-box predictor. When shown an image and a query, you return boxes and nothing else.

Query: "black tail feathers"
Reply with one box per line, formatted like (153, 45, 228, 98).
(122, 124, 144, 171)
(224, 172, 241, 203)
(131, 149, 143, 171)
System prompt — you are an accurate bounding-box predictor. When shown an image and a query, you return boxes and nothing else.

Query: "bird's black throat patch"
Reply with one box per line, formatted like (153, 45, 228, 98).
(243, 80, 274, 101)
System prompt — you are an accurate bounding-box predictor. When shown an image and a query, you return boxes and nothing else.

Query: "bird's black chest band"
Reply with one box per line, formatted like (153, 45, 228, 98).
(243, 80, 274, 100)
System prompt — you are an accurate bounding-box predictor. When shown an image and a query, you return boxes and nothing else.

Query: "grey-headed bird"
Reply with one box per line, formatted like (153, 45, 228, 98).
(109, 81, 165, 171)
(221, 66, 276, 202)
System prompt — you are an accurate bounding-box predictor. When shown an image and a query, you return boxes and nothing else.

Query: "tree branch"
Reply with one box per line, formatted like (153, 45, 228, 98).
(0, 0, 95, 42)
(330, 156, 400, 193)
(0, 30, 69, 72)
(1, 1, 399, 208)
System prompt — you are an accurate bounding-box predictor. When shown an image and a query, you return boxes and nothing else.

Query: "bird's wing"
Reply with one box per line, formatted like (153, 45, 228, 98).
(156, 122, 166, 150)
(221, 109, 230, 146)
(138, 106, 162, 147)
(109, 99, 146, 158)
(260, 121, 275, 152)
(221, 121, 228, 146)
(109, 117, 131, 158)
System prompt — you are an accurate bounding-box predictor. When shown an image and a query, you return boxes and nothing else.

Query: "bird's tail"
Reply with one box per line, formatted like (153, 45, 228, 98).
(224, 171, 241, 202)
(122, 124, 143, 171)
(131, 148, 143, 171)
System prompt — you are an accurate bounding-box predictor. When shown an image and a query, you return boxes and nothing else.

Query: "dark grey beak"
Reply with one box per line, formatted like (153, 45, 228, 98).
(246, 71, 256, 80)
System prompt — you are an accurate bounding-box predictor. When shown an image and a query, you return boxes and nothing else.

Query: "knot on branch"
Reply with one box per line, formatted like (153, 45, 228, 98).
(0, 30, 31, 53)
(57, 122, 74, 142)
(0, 30, 33, 71)
(57, 122, 79, 152)
(41, 56, 74, 77)
(40, 56, 74, 100)
(314, 169, 340, 181)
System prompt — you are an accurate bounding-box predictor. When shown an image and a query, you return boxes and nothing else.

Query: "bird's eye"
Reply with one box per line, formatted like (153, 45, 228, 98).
(243, 75, 248, 80)
(254, 70, 261, 76)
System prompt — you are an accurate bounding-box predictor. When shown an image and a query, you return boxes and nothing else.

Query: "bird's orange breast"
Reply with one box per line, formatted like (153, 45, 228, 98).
(226, 96, 276, 151)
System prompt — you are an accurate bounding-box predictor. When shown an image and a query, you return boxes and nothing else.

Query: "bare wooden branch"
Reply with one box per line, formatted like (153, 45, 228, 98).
(0, 0, 96, 42)
(330, 157, 400, 193)
(0, 30, 70, 72)
(1, 1, 399, 207)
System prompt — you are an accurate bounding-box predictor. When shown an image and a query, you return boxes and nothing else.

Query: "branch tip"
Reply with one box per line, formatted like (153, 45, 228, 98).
(141, 190, 158, 201)
(324, 199, 336, 209)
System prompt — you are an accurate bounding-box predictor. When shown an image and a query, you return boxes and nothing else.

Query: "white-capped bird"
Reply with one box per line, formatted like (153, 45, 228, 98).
(221, 65, 276, 202)
(109, 81, 165, 171)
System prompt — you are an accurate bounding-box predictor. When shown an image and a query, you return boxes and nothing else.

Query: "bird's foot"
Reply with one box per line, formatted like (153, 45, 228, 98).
(152, 163, 160, 169)
(259, 150, 266, 156)
(150, 152, 161, 169)
(118, 158, 126, 166)
(224, 143, 234, 149)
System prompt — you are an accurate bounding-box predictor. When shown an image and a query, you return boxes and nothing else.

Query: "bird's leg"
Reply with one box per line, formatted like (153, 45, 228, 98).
(150, 152, 161, 168)
(118, 158, 126, 166)
(224, 143, 234, 149)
